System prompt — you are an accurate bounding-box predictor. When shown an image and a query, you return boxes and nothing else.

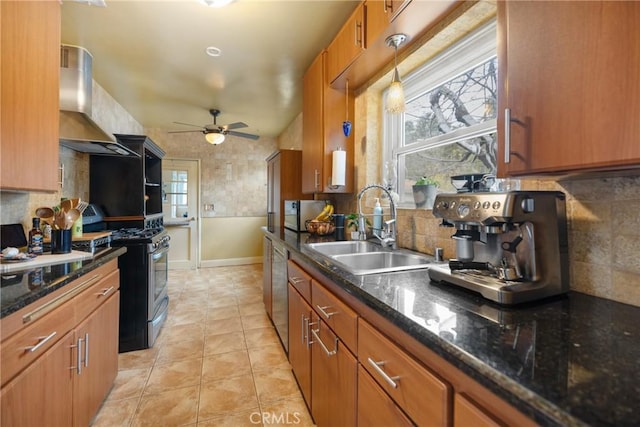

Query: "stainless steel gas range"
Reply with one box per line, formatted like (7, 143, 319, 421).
(110, 227, 170, 352)
(83, 205, 170, 352)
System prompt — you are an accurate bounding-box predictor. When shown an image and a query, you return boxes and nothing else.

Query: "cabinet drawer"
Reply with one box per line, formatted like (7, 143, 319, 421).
(288, 260, 312, 302)
(311, 279, 357, 353)
(358, 319, 451, 427)
(75, 268, 120, 324)
(1, 299, 75, 386)
(358, 364, 413, 427)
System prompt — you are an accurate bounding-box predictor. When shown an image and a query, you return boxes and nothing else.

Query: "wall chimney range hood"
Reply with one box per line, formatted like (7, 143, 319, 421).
(59, 44, 139, 157)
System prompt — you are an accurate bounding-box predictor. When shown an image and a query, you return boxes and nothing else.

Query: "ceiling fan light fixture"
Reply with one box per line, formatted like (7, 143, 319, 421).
(205, 132, 225, 145)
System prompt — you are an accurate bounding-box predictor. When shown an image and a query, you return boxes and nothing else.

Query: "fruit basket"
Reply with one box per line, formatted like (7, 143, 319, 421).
(305, 220, 335, 236)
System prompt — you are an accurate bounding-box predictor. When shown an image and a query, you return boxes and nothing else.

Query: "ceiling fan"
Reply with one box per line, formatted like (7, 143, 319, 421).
(168, 109, 259, 144)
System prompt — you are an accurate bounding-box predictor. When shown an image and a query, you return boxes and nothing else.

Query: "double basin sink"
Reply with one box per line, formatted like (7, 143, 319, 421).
(305, 241, 435, 275)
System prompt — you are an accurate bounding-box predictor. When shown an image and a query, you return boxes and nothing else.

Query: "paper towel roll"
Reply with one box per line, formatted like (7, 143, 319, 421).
(332, 150, 346, 186)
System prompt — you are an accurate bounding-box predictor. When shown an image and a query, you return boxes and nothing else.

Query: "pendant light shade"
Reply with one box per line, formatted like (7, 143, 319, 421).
(205, 132, 225, 145)
(385, 34, 407, 114)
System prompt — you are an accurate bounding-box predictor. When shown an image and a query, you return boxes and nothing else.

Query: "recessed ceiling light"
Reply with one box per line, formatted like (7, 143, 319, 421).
(205, 46, 222, 57)
(200, 0, 235, 7)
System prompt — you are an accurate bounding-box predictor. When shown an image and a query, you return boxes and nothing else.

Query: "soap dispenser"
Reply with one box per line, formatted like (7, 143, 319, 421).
(373, 198, 383, 233)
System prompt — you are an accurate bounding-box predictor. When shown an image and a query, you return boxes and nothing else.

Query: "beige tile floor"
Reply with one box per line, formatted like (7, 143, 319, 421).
(91, 264, 315, 427)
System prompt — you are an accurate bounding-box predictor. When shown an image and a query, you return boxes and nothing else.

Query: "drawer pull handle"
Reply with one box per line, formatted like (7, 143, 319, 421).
(367, 357, 400, 388)
(76, 337, 84, 375)
(25, 331, 57, 353)
(301, 314, 307, 344)
(22, 274, 102, 324)
(316, 305, 336, 319)
(311, 327, 338, 356)
(84, 333, 90, 367)
(96, 286, 114, 296)
(290, 276, 305, 284)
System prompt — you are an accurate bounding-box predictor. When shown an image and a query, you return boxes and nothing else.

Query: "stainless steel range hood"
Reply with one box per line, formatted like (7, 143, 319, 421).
(59, 45, 139, 157)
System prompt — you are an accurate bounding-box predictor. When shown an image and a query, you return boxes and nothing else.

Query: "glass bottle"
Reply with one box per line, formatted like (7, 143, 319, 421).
(28, 217, 44, 255)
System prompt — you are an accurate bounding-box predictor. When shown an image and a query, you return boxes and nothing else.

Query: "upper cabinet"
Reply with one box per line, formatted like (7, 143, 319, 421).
(326, 3, 366, 84)
(498, 1, 640, 176)
(366, 0, 412, 42)
(329, 0, 460, 90)
(0, 1, 60, 192)
(302, 52, 355, 194)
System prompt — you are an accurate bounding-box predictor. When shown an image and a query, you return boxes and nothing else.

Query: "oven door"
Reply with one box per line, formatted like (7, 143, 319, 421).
(148, 244, 169, 319)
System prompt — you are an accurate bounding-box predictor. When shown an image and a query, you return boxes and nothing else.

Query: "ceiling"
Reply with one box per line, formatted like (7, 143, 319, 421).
(61, 0, 359, 138)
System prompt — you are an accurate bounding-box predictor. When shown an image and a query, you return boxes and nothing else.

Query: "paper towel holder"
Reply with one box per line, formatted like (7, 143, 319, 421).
(328, 148, 346, 189)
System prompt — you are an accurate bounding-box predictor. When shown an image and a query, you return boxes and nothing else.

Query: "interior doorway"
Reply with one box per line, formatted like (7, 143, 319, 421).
(162, 158, 200, 270)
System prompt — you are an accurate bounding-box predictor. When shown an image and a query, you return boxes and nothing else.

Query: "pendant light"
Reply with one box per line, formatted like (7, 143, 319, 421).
(385, 34, 407, 114)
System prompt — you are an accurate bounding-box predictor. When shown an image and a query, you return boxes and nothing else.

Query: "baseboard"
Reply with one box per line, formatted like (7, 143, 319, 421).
(200, 256, 263, 268)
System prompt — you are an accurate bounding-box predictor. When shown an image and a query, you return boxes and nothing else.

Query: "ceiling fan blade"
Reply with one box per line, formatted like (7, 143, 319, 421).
(168, 129, 204, 134)
(227, 130, 260, 140)
(223, 121, 248, 130)
(173, 121, 204, 129)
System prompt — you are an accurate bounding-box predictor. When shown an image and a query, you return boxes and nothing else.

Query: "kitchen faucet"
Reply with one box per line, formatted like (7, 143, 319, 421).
(357, 184, 397, 249)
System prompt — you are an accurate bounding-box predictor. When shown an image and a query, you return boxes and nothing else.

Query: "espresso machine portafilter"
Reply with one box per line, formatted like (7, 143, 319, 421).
(428, 191, 569, 305)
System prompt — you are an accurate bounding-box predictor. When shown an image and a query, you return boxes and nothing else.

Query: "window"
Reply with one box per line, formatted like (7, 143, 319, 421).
(162, 169, 189, 218)
(383, 20, 497, 205)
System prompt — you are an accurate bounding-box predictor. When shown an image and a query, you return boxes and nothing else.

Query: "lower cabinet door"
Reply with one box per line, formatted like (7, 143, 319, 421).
(454, 393, 502, 427)
(0, 331, 74, 426)
(311, 316, 357, 427)
(74, 292, 120, 427)
(288, 284, 312, 408)
(357, 365, 414, 427)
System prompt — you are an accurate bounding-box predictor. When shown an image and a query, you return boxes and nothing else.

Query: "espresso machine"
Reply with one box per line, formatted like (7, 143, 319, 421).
(428, 191, 569, 305)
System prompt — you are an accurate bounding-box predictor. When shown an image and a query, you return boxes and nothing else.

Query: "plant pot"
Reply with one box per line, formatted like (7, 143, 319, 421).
(350, 231, 360, 240)
(412, 184, 437, 209)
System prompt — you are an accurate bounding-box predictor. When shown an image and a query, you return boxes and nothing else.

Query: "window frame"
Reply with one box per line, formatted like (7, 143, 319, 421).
(382, 19, 498, 205)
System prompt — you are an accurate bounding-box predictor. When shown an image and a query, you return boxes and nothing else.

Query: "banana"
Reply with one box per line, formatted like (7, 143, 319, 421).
(313, 203, 334, 222)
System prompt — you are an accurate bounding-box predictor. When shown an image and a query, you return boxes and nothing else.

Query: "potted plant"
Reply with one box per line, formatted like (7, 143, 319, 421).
(346, 213, 370, 240)
(412, 177, 439, 209)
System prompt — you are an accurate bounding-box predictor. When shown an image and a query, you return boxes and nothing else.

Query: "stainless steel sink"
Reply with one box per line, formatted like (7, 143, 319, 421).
(306, 241, 383, 257)
(305, 241, 434, 275)
(331, 251, 434, 275)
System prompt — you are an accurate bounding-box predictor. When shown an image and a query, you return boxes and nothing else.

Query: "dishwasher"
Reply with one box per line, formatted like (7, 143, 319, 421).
(271, 240, 288, 352)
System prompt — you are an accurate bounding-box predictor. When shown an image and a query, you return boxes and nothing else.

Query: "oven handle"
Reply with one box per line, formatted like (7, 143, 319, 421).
(151, 246, 170, 261)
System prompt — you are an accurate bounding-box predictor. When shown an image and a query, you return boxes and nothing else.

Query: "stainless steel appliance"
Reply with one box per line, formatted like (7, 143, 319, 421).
(110, 227, 170, 352)
(284, 200, 328, 231)
(59, 45, 139, 157)
(428, 191, 569, 305)
(271, 240, 288, 351)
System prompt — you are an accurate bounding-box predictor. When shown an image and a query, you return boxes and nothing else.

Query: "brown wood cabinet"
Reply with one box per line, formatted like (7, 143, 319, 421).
(497, 0, 640, 176)
(0, 0, 60, 192)
(302, 52, 354, 194)
(285, 251, 536, 427)
(1, 331, 74, 426)
(326, 3, 365, 84)
(288, 284, 313, 407)
(0, 260, 120, 427)
(73, 291, 119, 427)
(454, 393, 502, 427)
(365, 0, 412, 43)
(266, 150, 308, 231)
(359, 318, 451, 426)
(357, 364, 413, 427)
(310, 312, 357, 427)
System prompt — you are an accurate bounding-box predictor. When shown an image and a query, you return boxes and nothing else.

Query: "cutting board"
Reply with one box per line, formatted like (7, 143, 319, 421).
(1, 250, 93, 273)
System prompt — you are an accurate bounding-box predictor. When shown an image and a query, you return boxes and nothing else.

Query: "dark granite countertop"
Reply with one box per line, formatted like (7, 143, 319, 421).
(1, 247, 127, 319)
(265, 227, 639, 427)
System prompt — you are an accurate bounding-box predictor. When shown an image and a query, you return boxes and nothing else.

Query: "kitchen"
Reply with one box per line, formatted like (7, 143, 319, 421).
(2, 0, 640, 426)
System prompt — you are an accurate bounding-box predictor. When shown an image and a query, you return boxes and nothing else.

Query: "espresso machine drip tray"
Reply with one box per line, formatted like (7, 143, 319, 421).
(429, 265, 534, 305)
